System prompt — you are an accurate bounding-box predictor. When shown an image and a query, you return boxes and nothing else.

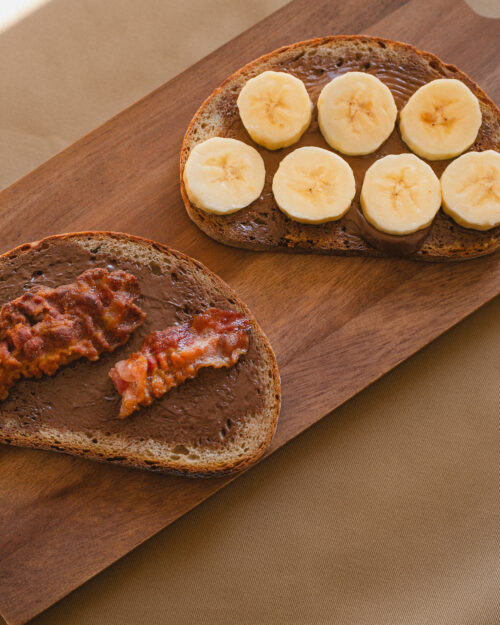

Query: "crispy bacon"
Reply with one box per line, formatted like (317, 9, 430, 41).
(109, 308, 250, 418)
(0, 268, 145, 399)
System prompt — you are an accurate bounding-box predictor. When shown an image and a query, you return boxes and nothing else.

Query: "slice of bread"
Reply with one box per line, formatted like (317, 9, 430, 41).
(180, 35, 500, 261)
(0, 232, 280, 476)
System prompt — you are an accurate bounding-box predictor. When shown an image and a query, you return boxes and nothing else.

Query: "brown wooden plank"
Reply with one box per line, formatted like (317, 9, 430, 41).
(0, 0, 499, 623)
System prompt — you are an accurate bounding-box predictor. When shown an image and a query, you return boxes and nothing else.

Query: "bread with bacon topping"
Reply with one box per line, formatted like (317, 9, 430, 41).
(0, 232, 280, 476)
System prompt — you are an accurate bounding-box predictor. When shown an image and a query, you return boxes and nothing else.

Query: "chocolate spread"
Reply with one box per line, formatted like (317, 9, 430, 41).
(0, 240, 264, 449)
(190, 42, 500, 257)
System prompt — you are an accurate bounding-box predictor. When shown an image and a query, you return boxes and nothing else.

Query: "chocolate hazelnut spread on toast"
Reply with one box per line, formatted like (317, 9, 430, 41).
(182, 37, 500, 259)
(0, 239, 265, 450)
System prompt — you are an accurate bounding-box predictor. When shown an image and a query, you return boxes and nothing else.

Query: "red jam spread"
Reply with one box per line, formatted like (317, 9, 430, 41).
(0, 268, 145, 399)
(109, 308, 250, 418)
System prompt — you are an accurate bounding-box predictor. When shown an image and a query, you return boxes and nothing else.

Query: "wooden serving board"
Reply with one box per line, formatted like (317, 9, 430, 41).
(0, 0, 499, 623)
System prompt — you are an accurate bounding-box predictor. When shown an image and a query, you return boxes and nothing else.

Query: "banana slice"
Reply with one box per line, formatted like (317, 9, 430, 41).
(360, 153, 441, 235)
(317, 71, 397, 155)
(399, 79, 482, 160)
(272, 146, 356, 223)
(183, 137, 265, 214)
(441, 150, 500, 230)
(237, 71, 313, 150)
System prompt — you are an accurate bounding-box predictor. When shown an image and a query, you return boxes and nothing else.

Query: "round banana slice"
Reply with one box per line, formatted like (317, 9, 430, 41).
(237, 71, 313, 150)
(441, 150, 500, 230)
(360, 153, 441, 235)
(183, 137, 265, 214)
(399, 79, 482, 160)
(272, 146, 355, 223)
(317, 71, 397, 156)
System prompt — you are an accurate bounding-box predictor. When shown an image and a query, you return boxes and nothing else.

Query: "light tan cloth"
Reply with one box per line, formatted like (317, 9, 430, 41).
(0, 1, 499, 624)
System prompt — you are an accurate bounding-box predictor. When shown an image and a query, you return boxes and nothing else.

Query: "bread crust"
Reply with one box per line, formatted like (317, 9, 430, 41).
(180, 35, 500, 261)
(0, 231, 281, 476)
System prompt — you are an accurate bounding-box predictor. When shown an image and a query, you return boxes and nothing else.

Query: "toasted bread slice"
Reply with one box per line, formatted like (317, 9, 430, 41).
(0, 232, 280, 476)
(180, 36, 500, 261)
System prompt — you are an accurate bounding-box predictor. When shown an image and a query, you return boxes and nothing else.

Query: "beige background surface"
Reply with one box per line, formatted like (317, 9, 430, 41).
(0, 1, 499, 623)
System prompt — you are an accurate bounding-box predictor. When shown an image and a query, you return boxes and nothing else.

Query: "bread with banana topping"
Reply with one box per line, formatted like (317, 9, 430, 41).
(180, 35, 500, 261)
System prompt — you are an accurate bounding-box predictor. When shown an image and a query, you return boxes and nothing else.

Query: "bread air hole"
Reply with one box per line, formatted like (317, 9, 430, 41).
(172, 444, 189, 455)
(149, 261, 162, 275)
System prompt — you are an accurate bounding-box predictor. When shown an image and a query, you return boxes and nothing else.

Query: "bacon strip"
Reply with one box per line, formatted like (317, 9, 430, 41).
(0, 268, 145, 399)
(109, 308, 250, 418)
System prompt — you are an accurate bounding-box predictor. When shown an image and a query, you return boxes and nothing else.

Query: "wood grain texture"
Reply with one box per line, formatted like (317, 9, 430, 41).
(0, 0, 499, 623)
